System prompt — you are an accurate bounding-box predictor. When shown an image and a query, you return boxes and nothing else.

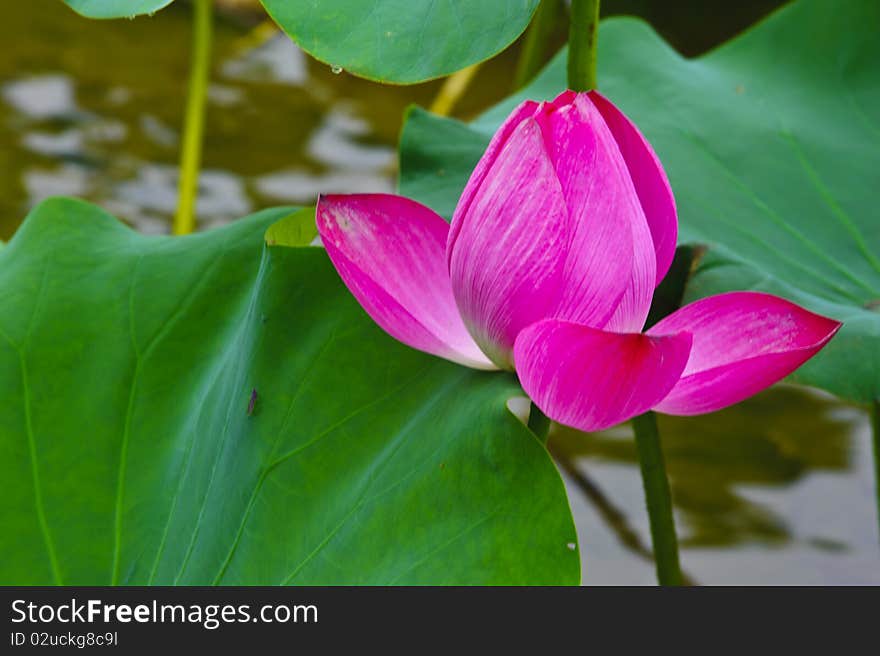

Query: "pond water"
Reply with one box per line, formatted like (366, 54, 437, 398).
(2, 0, 877, 584)
(551, 387, 879, 584)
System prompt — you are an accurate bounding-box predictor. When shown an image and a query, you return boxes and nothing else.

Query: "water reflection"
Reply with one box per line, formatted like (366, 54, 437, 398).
(255, 107, 395, 203)
(109, 165, 252, 233)
(551, 386, 880, 584)
(0, 1, 439, 239)
(222, 33, 307, 85)
(3, 74, 79, 119)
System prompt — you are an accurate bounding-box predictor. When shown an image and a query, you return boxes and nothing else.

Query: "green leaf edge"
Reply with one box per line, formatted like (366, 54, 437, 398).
(256, 0, 541, 85)
(62, 0, 177, 19)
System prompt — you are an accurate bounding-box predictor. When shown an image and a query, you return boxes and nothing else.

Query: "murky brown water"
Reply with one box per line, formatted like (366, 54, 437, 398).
(0, 1, 425, 237)
(2, 0, 877, 584)
(551, 387, 879, 584)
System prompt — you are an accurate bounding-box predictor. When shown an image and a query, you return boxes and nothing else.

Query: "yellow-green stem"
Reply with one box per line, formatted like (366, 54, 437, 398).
(173, 0, 212, 235)
(632, 411, 684, 586)
(428, 64, 480, 117)
(567, 0, 599, 91)
(513, 0, 563, 90)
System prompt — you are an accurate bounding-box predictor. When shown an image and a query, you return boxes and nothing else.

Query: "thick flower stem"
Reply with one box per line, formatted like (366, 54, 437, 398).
(513, 0, 562, 90)
(528, 401, 551, 442)
(632, 411, 684, 586)
(872, 400, 880, 545)
(173, 0, 213, 236)
(567, 0, 600, 91)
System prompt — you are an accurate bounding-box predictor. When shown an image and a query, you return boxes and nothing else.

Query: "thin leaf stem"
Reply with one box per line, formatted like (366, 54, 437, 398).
(567, 0, 599, 91)
(429, 64, 480, 117)
(632, 411, 684, 585)
(173, 0, 212, 235)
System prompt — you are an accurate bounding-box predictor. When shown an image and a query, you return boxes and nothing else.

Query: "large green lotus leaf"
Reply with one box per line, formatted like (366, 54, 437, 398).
(399, 0, 880, 403)
(0, 198, 578, 585)
(62, 0, 539, 84)
(63, 0, 175, 18)
(259, 0, 540, 83)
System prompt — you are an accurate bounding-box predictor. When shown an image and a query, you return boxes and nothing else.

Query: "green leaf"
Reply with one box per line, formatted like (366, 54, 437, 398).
(259, 0, 541, 83)
(264, 207, 318, 247)
(63, 0, 175, 19)
(62, 0, 539, 83)
(0, 198, 578, 585)
(399, 0, 880, 403)
(399, 106, 491, 220)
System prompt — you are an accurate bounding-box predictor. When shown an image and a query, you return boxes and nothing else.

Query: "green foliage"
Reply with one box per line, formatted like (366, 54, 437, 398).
(260, 0, 540, 83)
(62, 0, 540, 84)
(63, 0, 174, 18)
(399, 0, 880, 403)
(0, 199, 579, 585)
(264, 207, 318, 247)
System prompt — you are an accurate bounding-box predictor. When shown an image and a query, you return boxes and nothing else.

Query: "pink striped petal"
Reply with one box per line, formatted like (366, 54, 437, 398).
(590, 90, 678, 284)
(448, 99, 541, 267)
(448, 118, 569, 368)
(514, 320, 693, 433)
(648, 292, 842, 415)
(316, 193, 494, 370)
(537, 93, 642, 330)
(601, 202, 656, 333)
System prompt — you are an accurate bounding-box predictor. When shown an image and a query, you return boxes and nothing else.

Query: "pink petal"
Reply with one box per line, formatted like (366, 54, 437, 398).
(514, 319, 693, 433)
(589, 90, 678, 284)
(648, 292, 842, 415)
(448, 118, 570, 368)
(316, 193, 494, 369)
(445, 91, 662, 363)
(537, 93, 646, 330)
(447, 99, 542, 267)
(600, 201, 656, 333)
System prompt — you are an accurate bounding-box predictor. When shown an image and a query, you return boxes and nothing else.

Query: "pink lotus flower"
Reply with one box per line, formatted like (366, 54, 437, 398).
(316, 90, 841, 432)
